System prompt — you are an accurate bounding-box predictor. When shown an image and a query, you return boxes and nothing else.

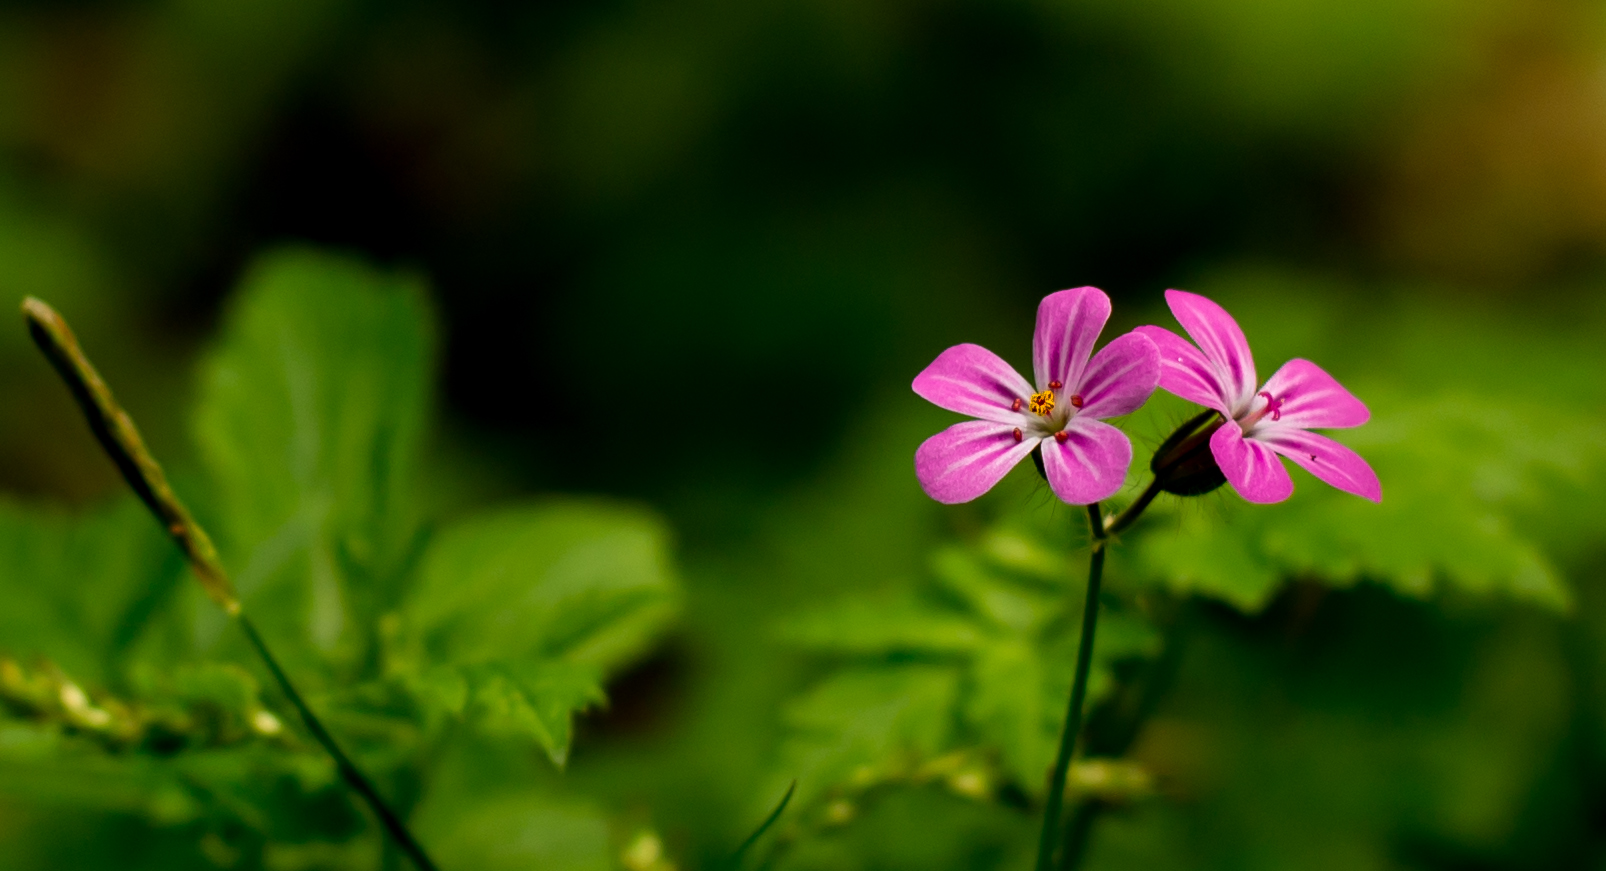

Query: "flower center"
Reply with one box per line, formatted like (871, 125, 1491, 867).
(1238, 391, 1284, 430)
(1029, 389, 1056, 416)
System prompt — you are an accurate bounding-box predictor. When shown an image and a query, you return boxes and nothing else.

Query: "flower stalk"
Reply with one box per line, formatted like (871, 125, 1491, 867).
(1035, 501, 1108, 871)
(1034, 406, 1218, 871)
(22, 298, 440, 871)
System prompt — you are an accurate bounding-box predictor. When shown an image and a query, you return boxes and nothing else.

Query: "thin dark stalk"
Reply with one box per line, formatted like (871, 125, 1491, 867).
(726, 780, 796, 870)
(23, 298, 439, 871)
(1035, 502, 1107, 871)
(1058, 599, 1193, 871)
(239, 616, 438, 871)
(1057, 800, 1103, 871)
(23, 298, 236, 611)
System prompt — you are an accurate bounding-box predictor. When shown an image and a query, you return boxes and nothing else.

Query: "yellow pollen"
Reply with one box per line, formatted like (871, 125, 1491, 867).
(1028, 389, 1056, 416)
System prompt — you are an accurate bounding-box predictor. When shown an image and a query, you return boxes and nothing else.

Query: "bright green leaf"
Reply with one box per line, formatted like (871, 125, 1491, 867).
(460, 660, 605, 767)
(405, 500, 679, 673)
(776, 665, 960, 809)
(777, 594, 984, 655)
(193, 248, 435, 651)
(965, 639, 1051, 792)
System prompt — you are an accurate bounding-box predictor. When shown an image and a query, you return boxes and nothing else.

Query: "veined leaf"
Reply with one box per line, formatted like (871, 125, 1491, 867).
(193, 248, 435, 651)
(1118, 394, 1590, 612)
(397, 499, 679, 764)
(777, 594, 984, 655)
(775, 665, 960, 810)
(405, 500, 678, 672)
(459, 660, 605, 767)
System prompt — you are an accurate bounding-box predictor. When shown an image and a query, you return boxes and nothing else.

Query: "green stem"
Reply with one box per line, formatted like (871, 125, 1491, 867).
(1056, 799, 1103, 871)
(239, 616, 439, 871)
(1059, 598, 1193, 871)
(1035, 502, 1107, 871)
(1103, 476, 1163, 538)
(23, 298, 237, 612)
(23, 298, 439, 871)
(726, 780, 797, 870)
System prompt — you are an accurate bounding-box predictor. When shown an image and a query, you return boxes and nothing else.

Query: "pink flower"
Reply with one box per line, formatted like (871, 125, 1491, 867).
(913, 287, 1161, 505)
(1136, 290, 1381, 504)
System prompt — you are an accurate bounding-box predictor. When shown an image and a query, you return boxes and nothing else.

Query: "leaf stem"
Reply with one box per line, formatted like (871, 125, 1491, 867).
(22, 297, 440, 871)
(727, 780, 797, 870)
(1035, 501, 1107, 871)
(239, 615, 439, 871)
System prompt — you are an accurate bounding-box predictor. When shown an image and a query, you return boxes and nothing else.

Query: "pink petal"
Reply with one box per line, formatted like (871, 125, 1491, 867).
(1033, 287, 1111, 394)
(915, 420, 1039, 504)
(912, 343, 1035, 424)
(1257, 358, 1369, 430)
(1075, 330, 1161, 419)
(1040, 418, 1133, 505)
(1133, 325, 1230, 414)
(1256, 427, 1381, 503)
(1209, 422, 1293, 504)
(1164, 290, 1257, 416)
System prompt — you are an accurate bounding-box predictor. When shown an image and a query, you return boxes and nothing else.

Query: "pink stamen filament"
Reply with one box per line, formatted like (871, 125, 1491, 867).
(1239, 391, 1284, 428)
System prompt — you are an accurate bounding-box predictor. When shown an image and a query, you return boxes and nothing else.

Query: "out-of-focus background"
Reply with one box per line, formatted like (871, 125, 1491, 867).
(4, 1, 1606, 869)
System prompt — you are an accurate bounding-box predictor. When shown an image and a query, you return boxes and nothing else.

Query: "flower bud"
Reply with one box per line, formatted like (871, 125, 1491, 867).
(1151, 411, 1227, 496)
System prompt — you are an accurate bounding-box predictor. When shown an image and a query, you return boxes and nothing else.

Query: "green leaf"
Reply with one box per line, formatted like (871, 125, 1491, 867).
(965, 638, 1051, 791)
(930, 547, 1060, 635)
(1108, 273, 1606, 613)
(776, 665, 960, 809)
(415, 791, 614, 871)
(405, 500, 679, 672)
(397, 499, 679, 763)
(1120, 394, 1589, 612)
(0, 496, 185, 683)
(460, 660, 605, 767)
(777, 594, 984, 655)
(770, 520, 1170, 805)
(193, 248, 435, 651)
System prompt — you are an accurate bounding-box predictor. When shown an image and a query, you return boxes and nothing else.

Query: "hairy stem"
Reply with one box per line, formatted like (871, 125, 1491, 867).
(1035, 502, 1108, 871)
(1103, 476, 1164, 538)
(23, 298, 440, 871)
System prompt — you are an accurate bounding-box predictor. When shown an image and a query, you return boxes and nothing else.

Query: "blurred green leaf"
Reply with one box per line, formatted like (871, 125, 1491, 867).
(416, 790, 613, 871)
(1121, 398, 1585, 611)
(460, 660, 604, 767)
(776, 664, 960, 809)
(931, 547, 1059, 635)
(193, 248, 435, 653)
(775, 526, 1164, 807)
(405, 500, 679, 671)
(396, 499, 679, 764)
(965, 639, 1050, 790)
(778, 594, 984, 655)
(0, 496, 185, 683)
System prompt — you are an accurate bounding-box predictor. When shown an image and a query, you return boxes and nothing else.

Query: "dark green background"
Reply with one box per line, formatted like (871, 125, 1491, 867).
(3, 1, 1606, 868)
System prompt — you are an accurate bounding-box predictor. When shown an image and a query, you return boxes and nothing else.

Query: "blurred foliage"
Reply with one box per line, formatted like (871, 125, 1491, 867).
(0, 251, 681, 869)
